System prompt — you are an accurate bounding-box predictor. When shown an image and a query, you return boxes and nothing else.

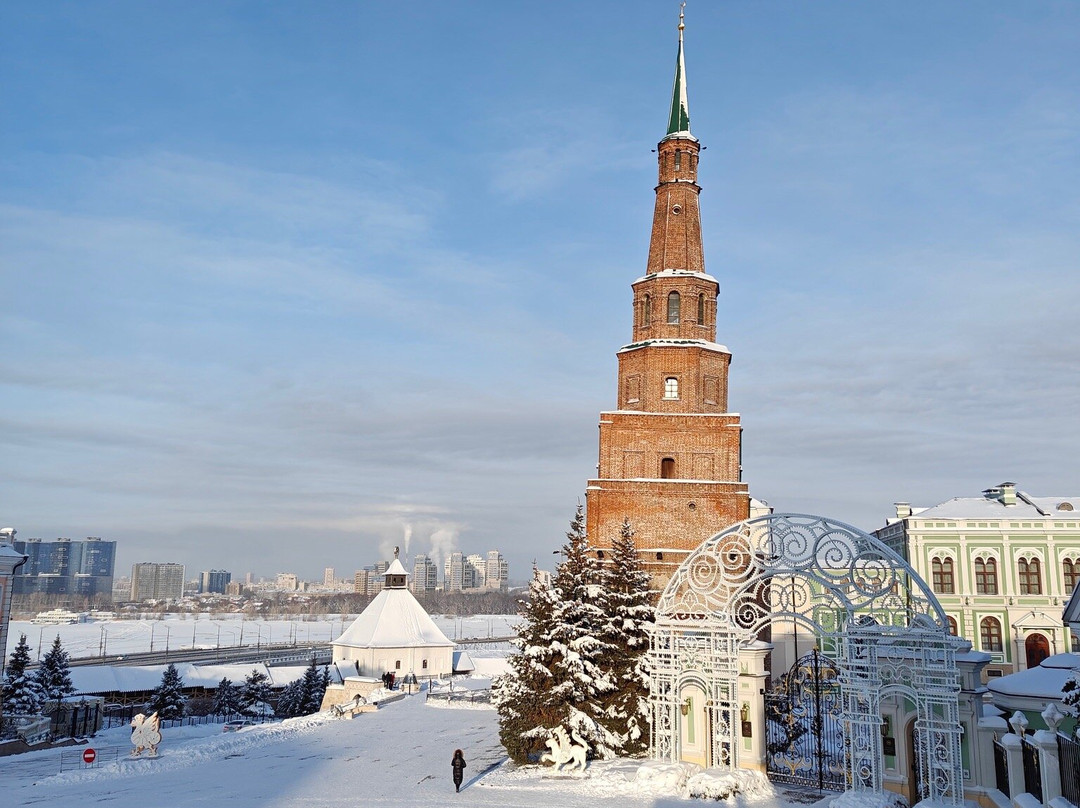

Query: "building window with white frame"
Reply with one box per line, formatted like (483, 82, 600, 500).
(663, 377, 679, 399)
(975, 556, 998, 595)
(931, 556, 955, 595)
(1064, 558, 1079, 593)
(980, 616, 1003, 652)
(1018, 557, 1042, 595)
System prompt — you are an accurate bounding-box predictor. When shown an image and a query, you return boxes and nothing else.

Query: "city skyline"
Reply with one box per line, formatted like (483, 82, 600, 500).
(3, 2, 1078, 583)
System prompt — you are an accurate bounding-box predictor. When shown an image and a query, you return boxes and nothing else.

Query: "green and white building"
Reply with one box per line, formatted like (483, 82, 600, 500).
(874, 482, 1080, 677)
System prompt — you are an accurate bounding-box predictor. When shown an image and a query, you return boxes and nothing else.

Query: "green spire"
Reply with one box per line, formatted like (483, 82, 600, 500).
(666, 4, 690, 136)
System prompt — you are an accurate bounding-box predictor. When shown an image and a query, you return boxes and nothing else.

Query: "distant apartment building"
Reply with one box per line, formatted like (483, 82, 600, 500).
(442, 550, 508, 592)
(444, 553, 466, 592)
(275, 572, 299, 591)
(199, 569, 232, 594)
(323, 567, 335, 586)
(225, 581, 244, 596)
(353, 565, 387, 597)
(464, 554, 486, 588)
(410, 555, 438, 595)
(130, 562, 185, 601)
(11, 535, 116, 600)
(484, 550, 509, 591)
(353, 568, 372, 596)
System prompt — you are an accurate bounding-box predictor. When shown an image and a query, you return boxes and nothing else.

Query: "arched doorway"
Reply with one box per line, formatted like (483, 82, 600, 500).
(1025, 633, 1050, 669)
(648, 514, 965, 806)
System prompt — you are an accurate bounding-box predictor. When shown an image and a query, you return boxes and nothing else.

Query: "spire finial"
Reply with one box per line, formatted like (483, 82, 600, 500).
(666, 2, 691, 136)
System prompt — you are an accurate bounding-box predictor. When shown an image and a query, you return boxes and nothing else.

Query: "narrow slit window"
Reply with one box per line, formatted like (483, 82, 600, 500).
(643, 295, 652, 326)
(697, 293, 705, 324)
(667, 292, 680, 324)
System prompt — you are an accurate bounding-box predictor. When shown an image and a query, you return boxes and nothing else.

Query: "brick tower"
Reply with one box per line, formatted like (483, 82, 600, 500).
(585, 10, 749, 590)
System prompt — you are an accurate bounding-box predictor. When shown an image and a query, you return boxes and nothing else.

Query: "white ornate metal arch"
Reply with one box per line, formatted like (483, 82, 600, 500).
(648, 513, 965, 806)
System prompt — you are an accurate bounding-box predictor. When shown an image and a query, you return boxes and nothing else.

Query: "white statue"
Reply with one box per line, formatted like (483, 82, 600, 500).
(130, 712, 162, 757)
(540, 726, 588, 772)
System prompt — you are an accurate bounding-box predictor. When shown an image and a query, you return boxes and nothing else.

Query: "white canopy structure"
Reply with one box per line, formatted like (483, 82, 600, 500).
(331, 557, 454, 679)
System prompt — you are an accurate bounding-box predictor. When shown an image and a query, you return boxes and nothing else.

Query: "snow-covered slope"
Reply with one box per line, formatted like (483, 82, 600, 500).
(2, 692, 830, 808)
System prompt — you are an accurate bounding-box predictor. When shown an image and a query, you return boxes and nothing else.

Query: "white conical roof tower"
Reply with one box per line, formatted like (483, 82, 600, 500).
(333, 550, 453, 650)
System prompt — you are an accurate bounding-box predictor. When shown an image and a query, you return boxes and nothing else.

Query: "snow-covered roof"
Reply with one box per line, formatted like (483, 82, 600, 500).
(333, 588, 454, 650)
(452, 650, 475, 673)
(383, 559, 408, 578)
(987, 653, 1080, 700)
(909, 493, 1079, 520)
(70, 662, 275, 695)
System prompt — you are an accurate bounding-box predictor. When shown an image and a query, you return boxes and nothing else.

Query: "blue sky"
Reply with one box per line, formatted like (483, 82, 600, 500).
(3, 1, 1078, 583)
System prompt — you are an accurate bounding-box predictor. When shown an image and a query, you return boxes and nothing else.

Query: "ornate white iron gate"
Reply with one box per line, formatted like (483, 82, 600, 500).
(648, 514, 965, 806)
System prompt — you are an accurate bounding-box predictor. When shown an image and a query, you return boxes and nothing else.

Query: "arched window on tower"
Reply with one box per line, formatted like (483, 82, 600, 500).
(980, 617, 1003, 652)
(674, 150, 682, 171)
(697, 293, 705, 325)
(660, 457, 675, 479)
(663, 377, 679, 399)
(643, 295, 652, 326)
(667, 292, 680, 324)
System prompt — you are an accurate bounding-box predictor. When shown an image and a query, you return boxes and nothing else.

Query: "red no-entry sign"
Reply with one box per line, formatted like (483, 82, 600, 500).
(83, 748, 96, 764)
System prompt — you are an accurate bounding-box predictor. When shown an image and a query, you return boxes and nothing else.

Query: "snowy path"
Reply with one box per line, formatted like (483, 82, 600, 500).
(2, 697, 810, 808)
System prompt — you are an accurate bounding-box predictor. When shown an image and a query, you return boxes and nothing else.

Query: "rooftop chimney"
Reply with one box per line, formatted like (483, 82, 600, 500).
(999, 482, 1017, 506)
(895, 503, 912, 519)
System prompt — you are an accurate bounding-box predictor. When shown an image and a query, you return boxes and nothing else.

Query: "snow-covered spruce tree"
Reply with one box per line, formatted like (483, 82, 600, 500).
(1063, 670, 1080, 716)
(239, 669, 273, 717)
(2, 634, 46, 716)
(598, 518, 655, 755)
(300, 657, 326, 714)
(275, 678, 303, 718)
(213, 677, 241, 717)
(495, 563, 563, 763)
(35, 635, 75, 704)
(546, 505, 619, 758)
(147, 663, 187, 719)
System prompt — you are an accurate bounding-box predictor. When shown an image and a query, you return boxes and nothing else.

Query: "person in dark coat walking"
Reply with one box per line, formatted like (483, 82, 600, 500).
(451, 749, 466, 792)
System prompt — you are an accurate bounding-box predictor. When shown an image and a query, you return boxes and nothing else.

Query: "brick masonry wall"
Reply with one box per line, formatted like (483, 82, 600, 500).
(616, 345, 731, 413)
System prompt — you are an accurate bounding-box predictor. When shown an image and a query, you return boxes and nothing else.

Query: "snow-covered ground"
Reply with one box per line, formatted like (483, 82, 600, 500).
(0, 690, 837, 808)
(6, 614, 521, 660)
